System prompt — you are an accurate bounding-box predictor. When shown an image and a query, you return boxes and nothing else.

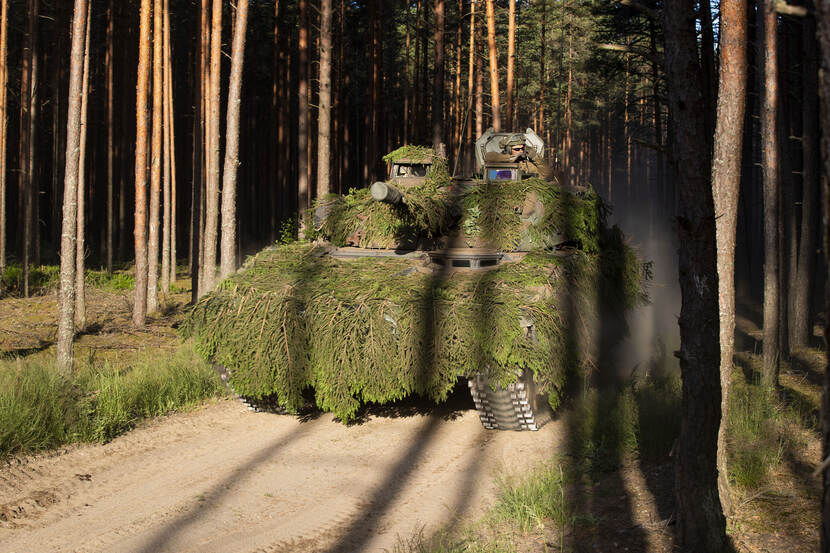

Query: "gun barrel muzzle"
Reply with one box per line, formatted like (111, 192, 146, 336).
(370, 181, 403, 204)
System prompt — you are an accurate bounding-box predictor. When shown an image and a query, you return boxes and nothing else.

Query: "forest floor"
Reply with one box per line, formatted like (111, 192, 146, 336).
(0, 277, 824, 552)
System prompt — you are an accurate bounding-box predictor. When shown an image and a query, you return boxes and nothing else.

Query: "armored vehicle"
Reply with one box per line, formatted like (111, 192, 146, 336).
(182, 131, 645, 431)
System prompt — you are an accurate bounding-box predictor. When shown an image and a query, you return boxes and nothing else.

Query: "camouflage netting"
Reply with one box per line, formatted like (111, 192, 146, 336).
(315, 176, 606, 253)
(458, 177, 605, 252)
(181, 231, 646, 423)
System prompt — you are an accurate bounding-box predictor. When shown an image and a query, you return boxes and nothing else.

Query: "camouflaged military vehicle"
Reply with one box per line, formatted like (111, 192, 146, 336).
(182, 130, 645, 431)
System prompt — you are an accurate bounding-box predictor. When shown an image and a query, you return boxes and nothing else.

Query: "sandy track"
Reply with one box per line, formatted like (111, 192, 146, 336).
(0, 397, 562, 553)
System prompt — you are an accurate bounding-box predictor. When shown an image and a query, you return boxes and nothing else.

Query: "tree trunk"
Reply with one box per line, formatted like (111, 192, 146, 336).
(0, 0, 7, 281)
(711, 0, 748, 519)
(133, 0, 152, 326)
(18, 0, 35, 297)
(432, 0, 445, 148)
(27, 0, 39, 270)
(161, 0, 171, 294)
(539, 0, 545, 144)
(147, 0, 163, 312)
(485, 0, 500, 131)
(820, 4, 830, 547)
(202, 0, 222, 294)
(317, 0, 332, 198)
(165, 0, 176, 287)
(75, 1, 92, 331)
(475, 9, 483, 137)
(663, 0, 729, 550)
(219, 0, 249, 281)
(761, 0, 780, 388)
(298, 0, 309, 215)
(506, 0, 515, 130)
(467, 0, 476, 172)
(57, 0, 90, 374)
(106, 0, 114, 274)
(699, 0, 716, 142)
(791, 15, 819, 349)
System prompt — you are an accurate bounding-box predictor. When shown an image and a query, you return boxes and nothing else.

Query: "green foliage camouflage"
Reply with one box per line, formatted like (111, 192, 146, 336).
(181, 232, 646, 423)
(382, 145, 439, 165)
(317, 182, 456, 249)
(459, 178, 606, 253)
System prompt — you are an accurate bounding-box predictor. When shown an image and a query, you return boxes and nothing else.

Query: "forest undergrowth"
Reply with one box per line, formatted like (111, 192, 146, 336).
(394, 304, 825, 553)
(0, 266, 227, 459)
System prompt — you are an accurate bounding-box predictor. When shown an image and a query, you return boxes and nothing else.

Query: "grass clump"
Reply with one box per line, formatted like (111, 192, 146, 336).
(85, 269, 135, 291)
(491, 463, 572, 533)
(567, 371, 681, 474)
(0, 344, 225, 458)
(727, 374, 787, 489)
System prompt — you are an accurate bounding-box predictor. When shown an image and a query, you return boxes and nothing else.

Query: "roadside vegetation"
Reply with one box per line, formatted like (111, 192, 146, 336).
(395, 337, 823, 552)
(0, 264, 226, 460)
(0, 344, 225, 457)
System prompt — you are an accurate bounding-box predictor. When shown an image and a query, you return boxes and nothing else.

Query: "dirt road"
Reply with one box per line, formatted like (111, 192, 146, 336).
(0, 396, 562, 553)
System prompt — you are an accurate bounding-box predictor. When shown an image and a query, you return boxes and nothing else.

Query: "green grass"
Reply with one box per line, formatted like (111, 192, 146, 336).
(84, 269, 136, 291)
(1, 264, 60, 296)
(491, 463, 573, 533)
(0, 343, 226, 457)
(725, 367, 815, 490)
(567, 371, 681, 475)
(1, 264, 139, 296)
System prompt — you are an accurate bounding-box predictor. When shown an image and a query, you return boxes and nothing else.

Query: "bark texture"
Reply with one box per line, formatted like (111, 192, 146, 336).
(133, 0, 152, 326)
(219, 0, 249, 281)
(712, 0, 748, 518)
(202, 0, 222, 294)
(57, 0, 90, 373)
(663, 0, 729, 550)
(432, 0, 445, 148)
(75, 1, 92, 330)
(761, 0, 780, 387)
(817, 3, 830, 549)
(316, 0, 332, 198)
(485, 0, 500, 131)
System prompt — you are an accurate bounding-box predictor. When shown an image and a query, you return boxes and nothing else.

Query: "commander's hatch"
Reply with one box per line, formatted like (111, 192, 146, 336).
(474, 128, 545, 175)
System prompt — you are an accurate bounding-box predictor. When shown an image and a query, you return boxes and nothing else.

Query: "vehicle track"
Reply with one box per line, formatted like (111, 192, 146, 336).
(0, 398, 562, 553)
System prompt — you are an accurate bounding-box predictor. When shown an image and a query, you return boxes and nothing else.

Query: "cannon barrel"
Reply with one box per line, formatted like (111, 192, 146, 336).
(370, 181, 403, 205)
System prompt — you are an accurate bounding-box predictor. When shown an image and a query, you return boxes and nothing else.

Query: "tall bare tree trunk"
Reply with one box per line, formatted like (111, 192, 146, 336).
(19, 0, 36, 297)
(165, 0, 176, 287)
(133, 0, 152, 326)
(506, 0, 515, 129)
(297, 0, 309, 217)
(712, 0, 748, 519)
(762, 0, 780, 388)
(466, 0, 476, 172)
(663, 0, 729, 549)
(432, 0, 445, 149)
(147, 0, 164, 312)
(791, 16, 819, 349)
(0, 0, 7, 281)
(539, 0, 546, 143)
(75, 1, 92, 331)
(161, 0, 171, 294)
(317, 0, 332, 198)
(819, 5, 830, 547)
(475, 12, 483, 137)
(57, 0, 90, 374)
(485, 0, 500, 131)
(219, 0, 249, 281)
(27, 0, 39, 269)
(106, 0, 114, 274)
(202, 0, 222, 294)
